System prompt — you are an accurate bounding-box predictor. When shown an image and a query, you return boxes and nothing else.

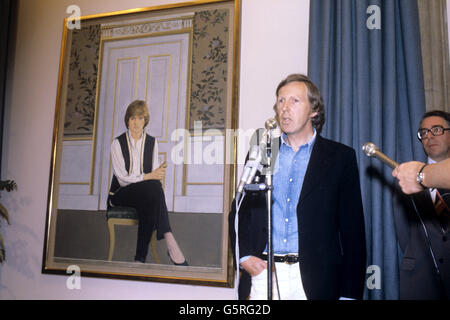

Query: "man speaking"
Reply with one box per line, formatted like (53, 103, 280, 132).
(229, 74, 366, 300)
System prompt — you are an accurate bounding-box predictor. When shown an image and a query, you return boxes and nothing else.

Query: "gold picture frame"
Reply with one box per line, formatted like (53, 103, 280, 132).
(42, 0, 241, 288)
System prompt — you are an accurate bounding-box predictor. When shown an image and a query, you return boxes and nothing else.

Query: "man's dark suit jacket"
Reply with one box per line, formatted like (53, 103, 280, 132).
(229, 135, 367, 300)
(394, 188, 450, 299)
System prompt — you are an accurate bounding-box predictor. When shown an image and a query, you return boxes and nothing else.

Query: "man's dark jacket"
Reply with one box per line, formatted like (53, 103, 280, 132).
(229, 135, 367, 300)
(394, 187, 450, 299)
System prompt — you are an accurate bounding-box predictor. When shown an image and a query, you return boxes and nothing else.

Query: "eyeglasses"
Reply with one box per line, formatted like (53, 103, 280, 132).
(417, 125, 450, 140)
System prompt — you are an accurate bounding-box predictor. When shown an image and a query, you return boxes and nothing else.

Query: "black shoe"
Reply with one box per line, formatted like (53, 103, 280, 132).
(134, 256, 146, 263)
(167, 251, 188, 266)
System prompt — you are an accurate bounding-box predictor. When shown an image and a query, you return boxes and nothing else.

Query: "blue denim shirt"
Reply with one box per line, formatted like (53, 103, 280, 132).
(269, 130, 316, 254)
(239, 130, 316, 265)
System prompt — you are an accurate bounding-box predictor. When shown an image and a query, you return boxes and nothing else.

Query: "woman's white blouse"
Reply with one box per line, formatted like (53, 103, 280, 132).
(110, 131, 160, 187)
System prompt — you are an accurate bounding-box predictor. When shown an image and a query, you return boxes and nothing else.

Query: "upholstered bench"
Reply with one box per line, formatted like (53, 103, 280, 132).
(106, 206, 159, 263)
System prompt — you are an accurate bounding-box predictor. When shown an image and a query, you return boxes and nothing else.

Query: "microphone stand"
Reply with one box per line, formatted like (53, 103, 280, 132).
(265, 130, 274, 300)
(241, 123, 277, 300)
(245, 130, 274, 299)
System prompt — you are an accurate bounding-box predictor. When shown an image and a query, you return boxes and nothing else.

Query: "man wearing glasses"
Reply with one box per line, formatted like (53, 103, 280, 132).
(393, 110, 450, 300)
(393, 112, 450, 193)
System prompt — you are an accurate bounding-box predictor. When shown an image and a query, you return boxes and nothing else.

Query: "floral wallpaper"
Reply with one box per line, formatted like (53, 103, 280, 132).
(189, 9, 229, 130)
(63, 24, 100, 137)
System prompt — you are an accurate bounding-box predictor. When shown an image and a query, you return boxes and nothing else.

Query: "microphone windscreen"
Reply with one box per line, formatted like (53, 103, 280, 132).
(265, 118, 278, 130)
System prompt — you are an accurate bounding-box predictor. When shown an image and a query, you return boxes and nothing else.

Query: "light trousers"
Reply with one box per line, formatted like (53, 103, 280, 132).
(249, 262, 307, 300)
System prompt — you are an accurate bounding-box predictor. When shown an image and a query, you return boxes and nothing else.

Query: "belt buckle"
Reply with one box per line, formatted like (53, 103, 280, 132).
(284, 254, 297, 265)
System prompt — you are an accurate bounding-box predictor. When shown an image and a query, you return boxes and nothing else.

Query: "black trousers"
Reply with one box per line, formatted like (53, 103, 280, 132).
(111, 179, 171, 261)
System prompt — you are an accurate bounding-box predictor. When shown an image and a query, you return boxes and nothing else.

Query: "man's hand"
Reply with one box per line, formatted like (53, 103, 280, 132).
(392, 161, 425, 194)
(240, 256, 267, 277)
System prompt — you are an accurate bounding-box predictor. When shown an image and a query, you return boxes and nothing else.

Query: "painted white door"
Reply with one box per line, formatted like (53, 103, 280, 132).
(58, 26, 225, 213)
(94, 32, 190, 211)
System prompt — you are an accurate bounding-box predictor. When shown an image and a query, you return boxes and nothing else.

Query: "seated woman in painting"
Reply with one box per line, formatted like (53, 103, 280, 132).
(108, 100, 187, 265)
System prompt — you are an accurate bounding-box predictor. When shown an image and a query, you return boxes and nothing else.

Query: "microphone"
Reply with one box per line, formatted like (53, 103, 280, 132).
(236, 145, 262, 194)
(236, 118, 278, 196)
(265, 118, 277, 131)
(362, 142, 399, 169)
(259, 118, 278, 151)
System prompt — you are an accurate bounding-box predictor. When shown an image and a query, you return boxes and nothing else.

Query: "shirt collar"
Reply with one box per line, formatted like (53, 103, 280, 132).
(280, 129, 317, 154)
(127, 130, 144, 147)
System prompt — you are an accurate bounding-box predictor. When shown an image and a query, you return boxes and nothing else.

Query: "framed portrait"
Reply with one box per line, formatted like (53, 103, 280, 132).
(42, 0, 241, 287)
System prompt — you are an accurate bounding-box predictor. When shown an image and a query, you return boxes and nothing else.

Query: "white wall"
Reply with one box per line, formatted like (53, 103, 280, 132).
(238, 0, 310, 164)
(0, 0, 309, 299)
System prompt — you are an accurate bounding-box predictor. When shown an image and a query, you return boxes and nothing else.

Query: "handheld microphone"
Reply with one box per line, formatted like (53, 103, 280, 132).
(362, 142, 399, 169)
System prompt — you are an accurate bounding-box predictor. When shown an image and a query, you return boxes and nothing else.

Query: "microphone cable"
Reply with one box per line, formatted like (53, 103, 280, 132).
(233, 191, 245, 300)
(409, 195, 446, 296)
